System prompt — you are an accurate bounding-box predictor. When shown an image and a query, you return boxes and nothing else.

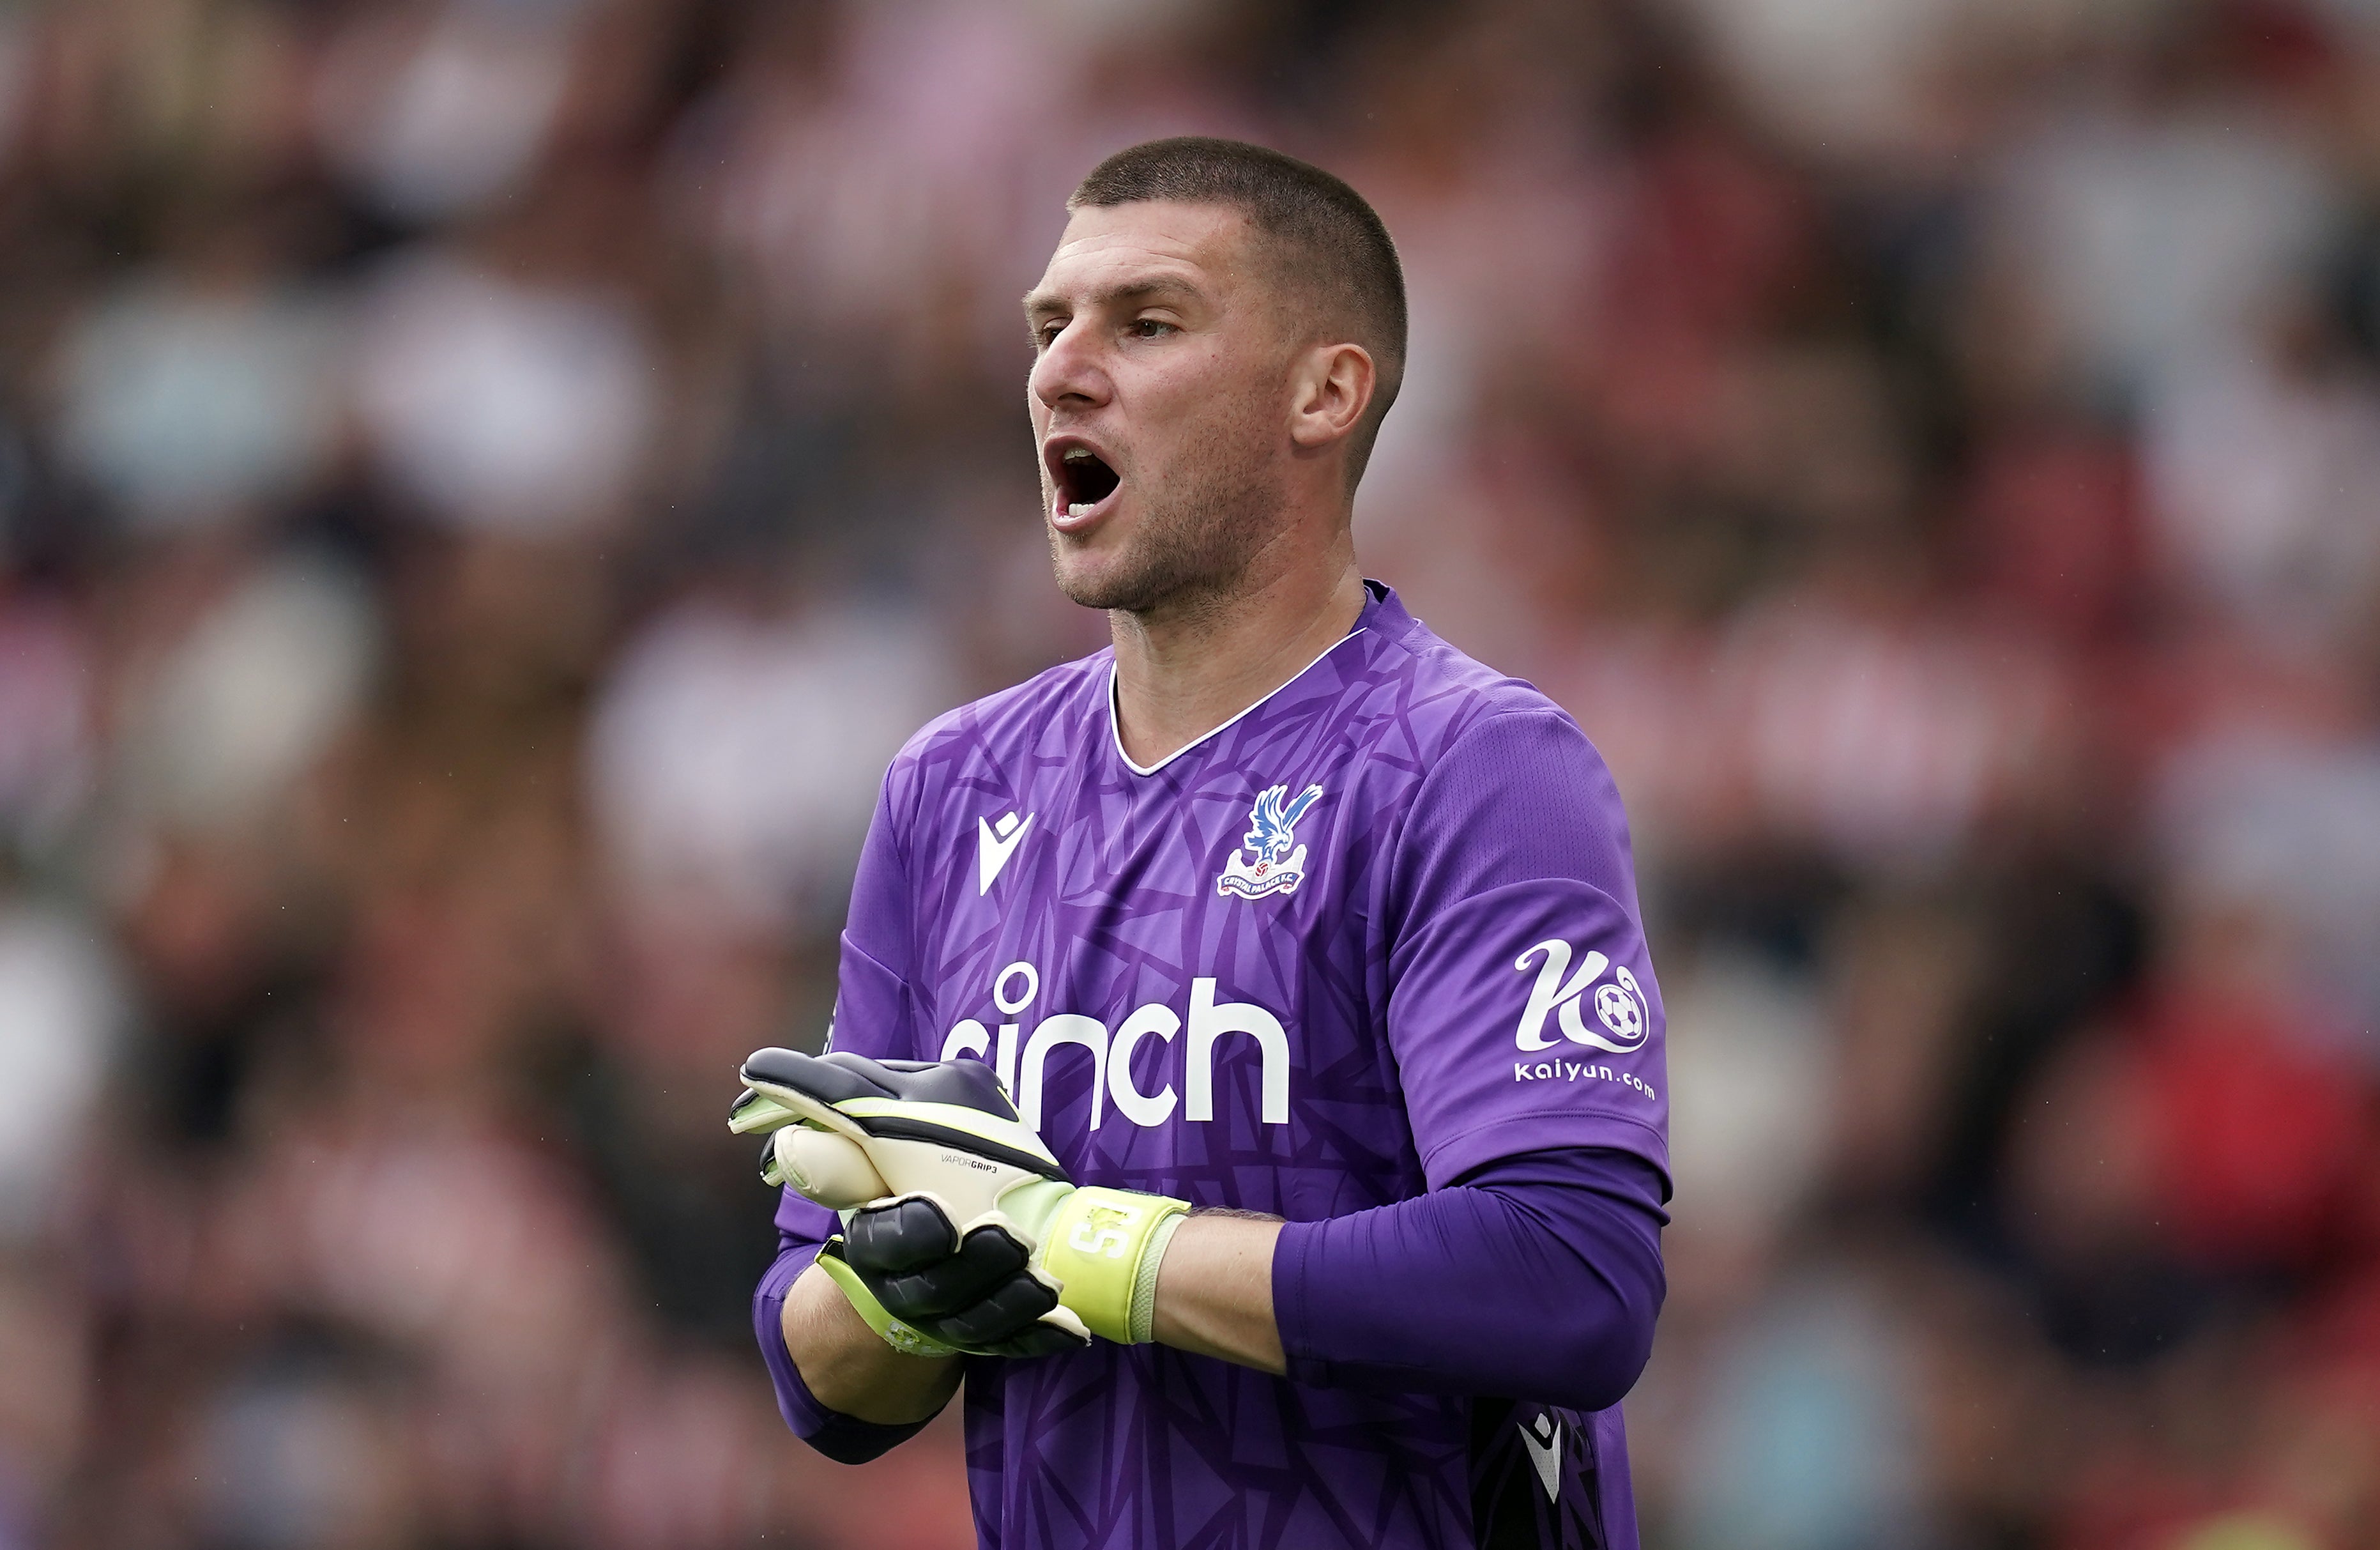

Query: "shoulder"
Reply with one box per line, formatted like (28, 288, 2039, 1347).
(880, 648, 1111, 818)
(1358, 612, 1640, 912)
(896, 647, 1111, 765)
(1360, 607, 1605, 776)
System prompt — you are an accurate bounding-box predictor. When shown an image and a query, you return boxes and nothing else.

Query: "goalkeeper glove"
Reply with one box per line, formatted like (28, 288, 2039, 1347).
(731, 1048, 1191, 1360)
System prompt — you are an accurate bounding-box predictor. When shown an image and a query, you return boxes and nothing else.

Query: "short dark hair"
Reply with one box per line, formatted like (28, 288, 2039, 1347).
(1071, 137, 1407, 486)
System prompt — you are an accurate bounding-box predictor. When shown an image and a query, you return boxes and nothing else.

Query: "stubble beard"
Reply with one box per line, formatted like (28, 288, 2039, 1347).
(1048, 422, 1286, 625)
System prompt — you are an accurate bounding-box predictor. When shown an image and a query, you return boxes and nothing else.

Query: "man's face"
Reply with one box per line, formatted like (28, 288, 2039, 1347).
(1025, 200, 1295, 615)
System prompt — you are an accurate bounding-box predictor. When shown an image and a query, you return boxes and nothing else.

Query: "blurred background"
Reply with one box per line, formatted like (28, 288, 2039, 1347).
(0, 0, 2377, 1546)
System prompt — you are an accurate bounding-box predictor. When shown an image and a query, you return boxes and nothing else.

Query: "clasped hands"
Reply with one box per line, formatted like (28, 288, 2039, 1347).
(730, 1048, 1191, 1359)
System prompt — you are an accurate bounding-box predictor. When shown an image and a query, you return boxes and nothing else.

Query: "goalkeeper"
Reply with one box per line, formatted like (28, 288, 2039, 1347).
(739, 138, 1670, 1550)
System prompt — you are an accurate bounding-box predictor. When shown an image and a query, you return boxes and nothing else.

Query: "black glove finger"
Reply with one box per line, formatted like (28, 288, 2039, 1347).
(924, 1271, 1064, 1349)
(869, 1224, 1032, 1321)
(739, 1048, 897, 1107)
(871, 1057, 1024, 1121)
(739, 1049, 1035, 1132)
(844, 1197, 963, 1273)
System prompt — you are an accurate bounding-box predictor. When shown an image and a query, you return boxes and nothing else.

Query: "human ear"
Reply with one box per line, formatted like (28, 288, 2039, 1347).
(1286, 342, 1375, 452)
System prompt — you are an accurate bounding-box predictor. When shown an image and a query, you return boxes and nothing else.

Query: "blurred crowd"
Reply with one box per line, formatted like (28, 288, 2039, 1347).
(0, 0, 2376, 1547)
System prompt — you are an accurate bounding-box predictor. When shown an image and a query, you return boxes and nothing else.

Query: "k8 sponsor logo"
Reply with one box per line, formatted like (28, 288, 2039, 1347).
(1513, 937, 1651, 1054)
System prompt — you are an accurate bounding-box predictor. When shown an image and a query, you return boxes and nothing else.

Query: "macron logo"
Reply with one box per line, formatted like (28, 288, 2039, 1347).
(977, 811, 1034, 894)
(1520, 1413, 1562, 1503)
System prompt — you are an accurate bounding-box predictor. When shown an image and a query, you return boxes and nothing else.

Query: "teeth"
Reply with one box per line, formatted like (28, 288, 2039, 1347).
(1063, 449, 1092, 463)
(1068, 503, 1094, 517)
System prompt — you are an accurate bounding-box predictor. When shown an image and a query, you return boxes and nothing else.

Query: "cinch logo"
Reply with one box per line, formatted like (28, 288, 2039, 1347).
(1514, 938, 1649, 1054)
(938, 962, 1290, 1131)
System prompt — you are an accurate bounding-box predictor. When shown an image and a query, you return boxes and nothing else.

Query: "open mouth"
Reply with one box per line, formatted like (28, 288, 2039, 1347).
(1046, 439, 1122, 525)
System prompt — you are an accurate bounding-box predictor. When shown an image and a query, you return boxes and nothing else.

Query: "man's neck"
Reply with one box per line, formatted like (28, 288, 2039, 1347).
(1109, 551, 1368, 770)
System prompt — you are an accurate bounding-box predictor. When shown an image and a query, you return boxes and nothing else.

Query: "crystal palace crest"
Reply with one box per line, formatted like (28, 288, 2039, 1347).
(1217, 783, 1325, 900)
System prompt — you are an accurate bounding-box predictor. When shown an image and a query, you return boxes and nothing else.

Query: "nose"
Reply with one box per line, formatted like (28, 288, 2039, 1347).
(1029, 319, 1110, 414)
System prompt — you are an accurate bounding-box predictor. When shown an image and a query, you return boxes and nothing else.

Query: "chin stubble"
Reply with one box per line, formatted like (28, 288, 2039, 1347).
(1049, 420, 1286, 620)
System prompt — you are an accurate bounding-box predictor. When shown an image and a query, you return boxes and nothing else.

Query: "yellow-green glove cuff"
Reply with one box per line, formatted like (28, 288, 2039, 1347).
(1040, 1186, 1192, 1344)
(814, 1238, 962, 1359)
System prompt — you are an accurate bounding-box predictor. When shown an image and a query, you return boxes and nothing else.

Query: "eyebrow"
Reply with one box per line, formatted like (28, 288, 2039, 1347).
(1022, 275, 1204, 321)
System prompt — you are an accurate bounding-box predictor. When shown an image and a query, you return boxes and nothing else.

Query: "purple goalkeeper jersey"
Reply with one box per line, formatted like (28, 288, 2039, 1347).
(774, 582, 1668, 1550)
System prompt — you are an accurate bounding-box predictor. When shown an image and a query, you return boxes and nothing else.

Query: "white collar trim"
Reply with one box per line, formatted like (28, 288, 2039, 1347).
(1108, 627, 1369, 777)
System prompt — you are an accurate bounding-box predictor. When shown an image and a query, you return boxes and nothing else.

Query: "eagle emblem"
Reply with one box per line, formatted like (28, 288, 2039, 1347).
(1217, 783, 1325, 900)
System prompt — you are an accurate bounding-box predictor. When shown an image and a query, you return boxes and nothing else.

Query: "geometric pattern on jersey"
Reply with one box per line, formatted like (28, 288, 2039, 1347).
(784, 583, 1667, 1550)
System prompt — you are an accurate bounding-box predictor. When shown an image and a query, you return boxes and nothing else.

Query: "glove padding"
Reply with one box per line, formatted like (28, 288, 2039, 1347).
(732, 1049, 1189, 1358)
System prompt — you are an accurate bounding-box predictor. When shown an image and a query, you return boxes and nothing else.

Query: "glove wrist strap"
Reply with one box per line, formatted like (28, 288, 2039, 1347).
(1039, 1186, 1192, 1344)
(1127, 1208, 1190, 1344)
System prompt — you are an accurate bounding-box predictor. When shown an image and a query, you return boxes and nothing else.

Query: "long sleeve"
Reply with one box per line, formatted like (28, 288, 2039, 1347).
(752, 1199, 936, 1463)
(1270, 1147, 1667, 1412)
(751, 766, 946, 1463)
(1381, 709, 1669, 1190)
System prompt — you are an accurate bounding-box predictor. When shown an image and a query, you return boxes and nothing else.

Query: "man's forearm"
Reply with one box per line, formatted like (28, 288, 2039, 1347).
(1146, 1153, 1667, 1414)
(1272, 1151, 1667, 1412)
(781, 1262, 963, 1423)
(1150, 1212, 1286, 1373)
(783, 1152, 1658, 1417)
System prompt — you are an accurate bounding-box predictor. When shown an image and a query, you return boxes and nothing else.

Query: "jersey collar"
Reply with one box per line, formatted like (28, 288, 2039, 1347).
(1107, 580, 1404, 778)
